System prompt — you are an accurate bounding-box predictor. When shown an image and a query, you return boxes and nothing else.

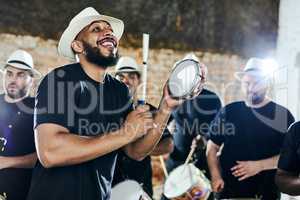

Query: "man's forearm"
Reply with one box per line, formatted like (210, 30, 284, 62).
(151, 137, 173, 156)
(126, 101, 172, 159)
(36, 125, 132, 168)
(206, 143, 222, 179)
(4, 153, 37, 169)
(207, 152, 222, 179)
(258, 155, 279, 171)
(276, 169, 300, 196)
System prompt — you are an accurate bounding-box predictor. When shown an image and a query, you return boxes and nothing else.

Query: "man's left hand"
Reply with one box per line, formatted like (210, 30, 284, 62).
(161, 84, 184, 110)
(231, 160, 262, 181)
(162, 62, 207, 110)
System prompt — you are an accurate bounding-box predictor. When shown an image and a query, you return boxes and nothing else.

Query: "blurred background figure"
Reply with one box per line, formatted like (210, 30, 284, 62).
(113, 56, 174, 198)
(0, 50, 39, 200)
(207, 58, 294, 200)
(161, 53, 222, 200)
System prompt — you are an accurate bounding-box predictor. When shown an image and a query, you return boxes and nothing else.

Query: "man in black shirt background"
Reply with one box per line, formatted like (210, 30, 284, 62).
(276, 121, 300, 196)
(165, 53, 222, 172)
(113, 56, 174, 197)
(0, 50, 39, 200)
(207, 58, 295, 199)
(160, 53, 221, 200)
(26, 7, 205, 200)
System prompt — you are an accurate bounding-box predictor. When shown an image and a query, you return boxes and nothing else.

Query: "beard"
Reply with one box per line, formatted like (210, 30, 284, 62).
(82, 41, 119, 68)
(247, 91, 267, 105)
(6, 87, 27, 99)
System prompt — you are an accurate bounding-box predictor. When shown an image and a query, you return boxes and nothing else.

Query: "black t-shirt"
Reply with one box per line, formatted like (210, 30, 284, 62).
(209, 101, 295, 198)
(112, 103, 172, 197)
(170, 89, 221, 161)
(278, 121, 300, 174)
(0, 95, 36, 200)
(27, 63, 132, 200)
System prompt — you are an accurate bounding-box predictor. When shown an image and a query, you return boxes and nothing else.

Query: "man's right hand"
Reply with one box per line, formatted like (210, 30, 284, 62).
(123, 105, 154, 142)
(211, 176, 225, 193)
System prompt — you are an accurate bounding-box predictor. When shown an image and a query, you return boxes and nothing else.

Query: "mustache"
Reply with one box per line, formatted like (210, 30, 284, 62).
(97, 36, 117, 47)
(8, 83, 17, 88)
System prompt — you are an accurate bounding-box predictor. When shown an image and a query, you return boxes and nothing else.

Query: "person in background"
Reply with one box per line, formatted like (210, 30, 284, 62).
(276, 121, 300, 196)
(0, 50, 39, 200)
(161, 53, 221, 200)
(113, 56, 174, 197)
(207, 58, 295, 199)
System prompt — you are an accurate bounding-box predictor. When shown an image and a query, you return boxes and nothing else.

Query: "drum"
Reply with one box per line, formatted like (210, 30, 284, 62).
(163, 163, 211, 200)
(168, 59, 203, 99)
(111, 180, 152, 200)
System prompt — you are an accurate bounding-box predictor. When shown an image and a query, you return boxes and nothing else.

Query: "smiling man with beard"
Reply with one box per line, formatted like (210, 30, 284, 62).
(206, 58, 295, 199)
(26, 7, 193, 200)
(0, 50, 39, 200)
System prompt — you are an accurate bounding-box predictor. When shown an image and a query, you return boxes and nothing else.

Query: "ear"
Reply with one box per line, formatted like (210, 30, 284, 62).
(71, 40, 84, 54)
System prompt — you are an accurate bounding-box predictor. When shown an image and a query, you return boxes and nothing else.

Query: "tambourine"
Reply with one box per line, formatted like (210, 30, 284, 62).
(168, 59, 204, 99)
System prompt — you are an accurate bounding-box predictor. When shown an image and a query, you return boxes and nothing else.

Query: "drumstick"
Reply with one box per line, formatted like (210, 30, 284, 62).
(184, 135, 201, 165)
(139, 33, 149, 105)
(159, 155, 168, 178)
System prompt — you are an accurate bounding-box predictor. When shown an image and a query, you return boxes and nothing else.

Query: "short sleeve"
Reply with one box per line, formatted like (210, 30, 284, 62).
(208, 108, 226, 146)
(278, 122, 300, 174)
(34, 72, 69, 130)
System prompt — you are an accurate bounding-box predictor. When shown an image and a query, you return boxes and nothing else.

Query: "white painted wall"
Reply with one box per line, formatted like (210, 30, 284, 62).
(276, 0, 300, 121)
(277, 1, 300, 199)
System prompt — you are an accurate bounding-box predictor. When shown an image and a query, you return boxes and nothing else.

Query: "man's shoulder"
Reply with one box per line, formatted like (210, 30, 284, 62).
(43, 63, 80, 80)
(223, 101, 244, 110)
(201, 88, 219, 96)
(105, 74, 127, 88)
(271, 101, 293, 114)
(23, 96, 35, 105)
(288, 121, 300, 137)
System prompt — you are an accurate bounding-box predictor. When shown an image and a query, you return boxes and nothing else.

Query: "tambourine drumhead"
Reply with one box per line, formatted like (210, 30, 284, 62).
(168, 59, 202, 98)
(111, 180, 150, 200)
(163, 163, 210, 199)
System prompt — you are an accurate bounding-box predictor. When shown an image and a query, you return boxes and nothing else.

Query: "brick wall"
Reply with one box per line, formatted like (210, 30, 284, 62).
(0, 33, 246, 106)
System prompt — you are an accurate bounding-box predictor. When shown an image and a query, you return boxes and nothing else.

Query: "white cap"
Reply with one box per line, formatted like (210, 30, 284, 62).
(115, 56, 140, 74)
(235, 57, 277, 80)
(1, 49, 40, 77)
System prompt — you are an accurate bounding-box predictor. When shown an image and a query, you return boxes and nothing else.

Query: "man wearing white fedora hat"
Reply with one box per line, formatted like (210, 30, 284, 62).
(26, 7, 199, 200)
(0, 50, 39, 200)
(113, 56, 174, 197)
(207, 58, 294, 199)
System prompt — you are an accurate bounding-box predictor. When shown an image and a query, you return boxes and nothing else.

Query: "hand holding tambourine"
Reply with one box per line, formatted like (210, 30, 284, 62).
(163, 58, 207, 109)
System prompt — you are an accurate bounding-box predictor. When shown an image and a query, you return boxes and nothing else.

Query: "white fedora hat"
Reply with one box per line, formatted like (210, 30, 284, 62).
(58, 7, 124, 61)
(115, 56, 140, 74)
(1, 50, 41, 77)
(235, 57, 276, 80)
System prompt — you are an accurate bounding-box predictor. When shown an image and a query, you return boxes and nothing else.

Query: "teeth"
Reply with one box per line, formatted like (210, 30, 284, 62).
(101, 41, 114, 47)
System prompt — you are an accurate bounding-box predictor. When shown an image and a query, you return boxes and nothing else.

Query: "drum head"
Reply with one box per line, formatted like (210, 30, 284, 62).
(111, 180, 144, 200)
(168, 59, 201, 98)
(163, 164, 200, 198)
